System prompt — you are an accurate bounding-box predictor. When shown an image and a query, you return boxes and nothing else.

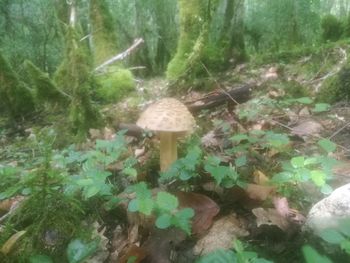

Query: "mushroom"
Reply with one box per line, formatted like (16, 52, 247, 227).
(137, 98, 196, 172)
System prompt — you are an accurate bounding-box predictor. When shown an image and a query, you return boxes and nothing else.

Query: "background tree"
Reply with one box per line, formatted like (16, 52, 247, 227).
(166, 0, 246, 87)
(0, 52, 35, 119)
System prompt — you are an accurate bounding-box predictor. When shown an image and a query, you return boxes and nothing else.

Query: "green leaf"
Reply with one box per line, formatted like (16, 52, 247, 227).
(318, 139, 336, 153)
(235, 155, 247, 167)
(340, 240, 350, 254)
(128, 199, 139, 212)
(84, 185, 100, 199)
(295, 97, 313, 104)
(76, 179, 93, 186)
(174, 208, 194, 235)
(127, 256, 138, 263)
(319, 229, 346, 244)
(196, 249, 236, 263)
(291, 156, 305, 168)
(310, 170, 326, 187)
(321, 184, 333, 195)
(66, 239, 99, 263)
(123, 167, 137, 178)
(156, 192, 178, 211)
(312, 103, 331, 113)
(230, 134, 250, 143)
(138, 198, 154, 216)
(302, 245, 332, 263)
(155, 214, 172, 229)
(29, 255, 53, 263)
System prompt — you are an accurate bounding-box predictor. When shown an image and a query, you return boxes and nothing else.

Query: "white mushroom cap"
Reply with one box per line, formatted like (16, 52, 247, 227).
(136, 98, 195, 133)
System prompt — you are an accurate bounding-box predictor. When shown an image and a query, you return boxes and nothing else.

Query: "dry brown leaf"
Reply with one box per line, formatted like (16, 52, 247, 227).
(1, 230, 26, 254)
(273, 197, 290, 217)
(176, 192, 220, 235)
(291, 120, 323, 137)
(134, 147, 145, 158)
(253, 170, 270, 185)
(273, 197, 306, 224)
(298, 107, 310, 117)
(118, 244, 147, 263)
(252, 207, 289, 231)
(141, 228, 186, 263)
(245, 184, 275, 202)
(201, 131, 221, 149)
(264, 67, 278, 80)
(193, 214, 249, 256)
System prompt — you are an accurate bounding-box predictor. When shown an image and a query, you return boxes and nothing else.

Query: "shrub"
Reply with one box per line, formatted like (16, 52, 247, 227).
(321, 15, 343, 42)
(317, 64, 350, 103)
(96, 67, 135, 102)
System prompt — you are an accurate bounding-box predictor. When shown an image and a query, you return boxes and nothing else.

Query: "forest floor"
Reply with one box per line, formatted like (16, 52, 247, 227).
(1, 41, 350, 262)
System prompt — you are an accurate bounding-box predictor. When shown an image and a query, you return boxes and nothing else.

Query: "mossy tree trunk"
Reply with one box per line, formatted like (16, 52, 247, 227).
(166, 0, 213, 83)
(89, 0, 118, 66)
(0, 52, 35, 120)
(166, 0, 246, 88)
(24, 60, 68, 106)
(54, 9, 101, 139)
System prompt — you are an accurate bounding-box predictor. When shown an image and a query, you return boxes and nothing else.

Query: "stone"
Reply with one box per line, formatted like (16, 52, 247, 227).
(305, 183, 350, 233)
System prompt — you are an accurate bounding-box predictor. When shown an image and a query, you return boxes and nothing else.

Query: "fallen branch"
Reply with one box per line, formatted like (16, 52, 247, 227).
(94, 38, 144, 72)
(185, 85, 252, 113)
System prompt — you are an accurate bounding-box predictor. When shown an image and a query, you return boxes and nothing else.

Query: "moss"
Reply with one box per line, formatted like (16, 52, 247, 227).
(96, 67, 135, 102)
(166, 0, 209, 82)
(317, 64, 350, 103)
(283, 80, 310, 98)
(321, 15, 343, 42)
(23, 60, 68, 106)
(3, 191, 84, 261)
(90, 0, 118, 65)
(0, 52, 35, 119)
(54, 27, 102, 139)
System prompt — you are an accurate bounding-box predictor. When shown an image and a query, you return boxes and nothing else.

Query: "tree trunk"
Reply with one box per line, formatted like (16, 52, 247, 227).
(166, 0, 245, 88)
(89, 0, 118, 66)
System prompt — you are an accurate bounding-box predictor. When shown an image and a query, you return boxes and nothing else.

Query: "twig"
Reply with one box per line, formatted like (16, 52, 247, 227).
(329, 121, 350, 140)
(94, 38, 144, 72)
(200, 62, 240, 105)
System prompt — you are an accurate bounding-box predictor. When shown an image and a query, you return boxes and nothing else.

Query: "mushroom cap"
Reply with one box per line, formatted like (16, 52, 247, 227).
(136, 98, 195, 133)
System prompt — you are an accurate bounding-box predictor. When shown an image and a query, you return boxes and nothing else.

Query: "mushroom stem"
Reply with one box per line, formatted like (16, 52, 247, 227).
(159, 132, 177, 172)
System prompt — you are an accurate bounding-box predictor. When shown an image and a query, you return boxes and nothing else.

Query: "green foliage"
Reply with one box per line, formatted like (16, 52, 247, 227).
(127, 182, 194, 234)
(0, 0, 63, 72)
(197, 240, 273, 263)
(23, 60, 67, 106)
(0, 51, 35, 119)
(96, 68, 135, 102)
(272, 151, 337, 195)
(159, 145, 202, 183)
(66, 239, 99, 263)
(0, 132, 85, 260)
(204, 156, 240, 188)
(321, 15, 343, 42)
(283, 80, 311, 99)
(56, 131, 134, 200)
(317, 64, 350, 103)
(245, 0, 321, 53)
(302, 245, 332, 263)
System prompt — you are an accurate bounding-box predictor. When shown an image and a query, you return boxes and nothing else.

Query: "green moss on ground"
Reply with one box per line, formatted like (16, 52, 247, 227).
(317, 64, 350, 103)
(96, 67, 135, 102)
